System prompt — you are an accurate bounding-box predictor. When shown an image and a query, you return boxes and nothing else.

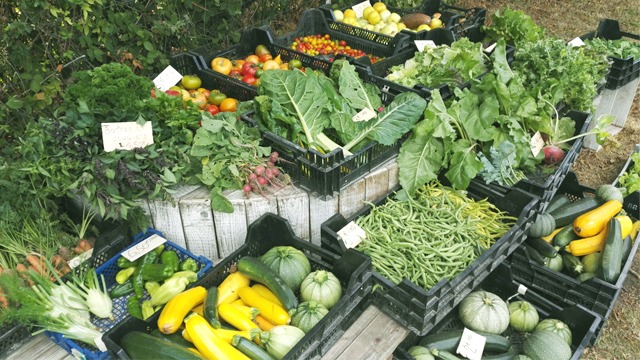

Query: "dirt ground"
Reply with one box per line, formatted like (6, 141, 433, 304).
(450, 0, 640, 357)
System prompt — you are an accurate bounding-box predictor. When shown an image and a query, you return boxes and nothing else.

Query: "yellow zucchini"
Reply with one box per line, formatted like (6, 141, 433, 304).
(182, 328, 193, 343)
(191, 302, 204, 317)
(231, 298, 247, 307)
(251, 284, 284, 307)
(616, 215, 633, 239)
(565, 228, 608, 256)
(254, 314, 275, 331)
(542, 227, 565, 243)
(573, 200, 623, 238)
(184, 313, 250, 360)
(218, 272, 251, 306)
(630, 220, 640, 241)
(237, 286, 291, 325)
(218, 303, 260, 331)
(158, 286, 207, 334)
(211, 328, 259, 344)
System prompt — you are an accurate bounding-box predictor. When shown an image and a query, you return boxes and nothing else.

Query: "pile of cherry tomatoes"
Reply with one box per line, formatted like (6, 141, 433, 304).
(210, 45, 304, 86)
(290, 34, 381, 63)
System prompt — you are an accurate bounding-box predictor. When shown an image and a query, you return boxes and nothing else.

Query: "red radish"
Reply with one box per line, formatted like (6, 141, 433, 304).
(543, 145, 566, 165)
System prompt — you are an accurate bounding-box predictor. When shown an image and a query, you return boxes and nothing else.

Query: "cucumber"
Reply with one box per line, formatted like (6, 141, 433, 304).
(548, 197, 602, 228)
(420, 329, 512, 353)
(525, 236, 558, 258)
(545, 194, 572, 215)
(232, 334, 276, 360)
(562, 253, 584, 276)
(602, 217, 624, 282)
(203, 286, 221, 329)
(553, 226, 579, 248)
(236, 256, 298, 310)
(120, 330, 204, 360)
(524, 244, 547, 265)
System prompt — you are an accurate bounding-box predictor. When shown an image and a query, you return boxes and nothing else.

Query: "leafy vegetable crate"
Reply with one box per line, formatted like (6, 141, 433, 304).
(273, 9, 413, 71)
(319, 0, 486, 43)
(581, 19, 640, 90)
(321, 180, 539, 335)
(481, 110, 591, 216)
(47, 228, 213, 360)
(509, 171, 640, 344)
(614, 144, 640, 220)
(393, 262, 600, 360)
(102, 213, 373, 360)
(169, 52, 255, 101)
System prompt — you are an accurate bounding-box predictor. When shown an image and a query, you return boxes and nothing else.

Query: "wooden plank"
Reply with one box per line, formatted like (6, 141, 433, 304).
(136, 200, 154, 228)
(322, 305, 380, 359)
(179, 186, 218, 259)
(276, 185, 311, 240)
(386, 158, 399, 190)
(338, 177, 366, 219)
(364, 165, 390, 202)
(308, 195, 339, 246)
(244, 191, 279, 226)
(331, 307, 410, 360)
(147, 185, 199, 248)
(585, 78, 640, 150)
(6, 334, 73, 360)
(213, 190, 249, 258)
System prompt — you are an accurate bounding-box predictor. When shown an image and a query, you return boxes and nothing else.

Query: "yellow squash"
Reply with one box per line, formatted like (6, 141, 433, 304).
(251, 284, 284, 307)
(617, 215, 633, 239)
(157, 286, 207, 334)
(573, 200, 623, 238)
(541, 227, 565, 243)
(254, 314, 275, 331)
(218, 303, 260, 331)
(218, 272, 251, 306)
(184, 313, 250, 360)
(631, 220, 640, 241)
(211, 328, 259, 344)
(230, 304, 260, 320)
(237, 286, 291, 325)
(564, 215, 630, 257)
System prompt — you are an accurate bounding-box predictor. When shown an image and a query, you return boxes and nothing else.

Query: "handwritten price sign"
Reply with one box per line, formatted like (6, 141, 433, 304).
(121, 234, 167, 262)
(337, 221, 367, 249)
(102, 121, 154, 152)
(456, 328, 486, 360)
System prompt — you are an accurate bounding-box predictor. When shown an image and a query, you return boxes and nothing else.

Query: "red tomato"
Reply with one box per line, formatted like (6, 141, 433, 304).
(205, 104, 220, 116)
(241, 62, 258, 77)
(259, 54, 273, 63)
(241, 75, 257, 86)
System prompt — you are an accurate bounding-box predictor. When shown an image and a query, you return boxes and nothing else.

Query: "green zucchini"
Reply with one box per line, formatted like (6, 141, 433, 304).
(548, 197, 602, 228)
(562, 253, 584, 276)
(232, 334, 276, 360)
(622, 235, 633, 261)
(581, 252, 601, 274)
(577, 272, 596, 282)
(553, 226, 579, 248)
(420, 329, 512, 353)
(120, 330, 204, 360)
(545, 194, 572, 215)
(525, 236, 558, 258)
(150, 328, 194, 349)
(524, 244, 547, 265)
(236, 256, 298, 310)
(203, 286, 222, 329)
(602, 217, 624, 282)
(430, 349, 461, 360)
(482, 348, 520, 360)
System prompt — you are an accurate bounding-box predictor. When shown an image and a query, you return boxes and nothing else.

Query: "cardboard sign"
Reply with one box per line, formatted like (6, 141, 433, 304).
(353, 107, 377, 122)
(153, 65, 183, 91)
(102, 121, 154, 152)
(121, 234, 167, 262)
(337, 221, 367, 249)
(68, 249, 94, 270)
(456, 328, 486, 360)
(415, 40, 437, 52)
(530, 131, 545, 157)
(351, 1, 372, 18)
(568, 37, 586, 47)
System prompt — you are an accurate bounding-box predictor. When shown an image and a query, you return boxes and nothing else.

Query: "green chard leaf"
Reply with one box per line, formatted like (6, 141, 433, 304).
(330, 59, 382, 112)
(444, 139, 483, 190)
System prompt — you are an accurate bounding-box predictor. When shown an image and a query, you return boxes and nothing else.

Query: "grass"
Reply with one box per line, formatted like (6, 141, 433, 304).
(449, 0, 640, 357)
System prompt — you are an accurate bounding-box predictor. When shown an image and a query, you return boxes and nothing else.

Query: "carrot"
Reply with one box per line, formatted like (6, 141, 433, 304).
(25, 254, 46, 276)
(58, 246, 73, 260)
(51, 254, 71, 276)
(0, 269, 7, 309)
(73, 246, 85, 255)
(15, 264, 33, 286)
(77, 238, 94, 252)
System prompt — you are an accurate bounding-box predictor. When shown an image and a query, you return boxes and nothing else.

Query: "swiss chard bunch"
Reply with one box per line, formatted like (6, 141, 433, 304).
(254, 60, 427, 156)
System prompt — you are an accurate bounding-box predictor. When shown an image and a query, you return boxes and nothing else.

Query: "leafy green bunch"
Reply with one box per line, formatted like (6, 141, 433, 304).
(482, 8, 545, 47)
(584, 38, 640, 61)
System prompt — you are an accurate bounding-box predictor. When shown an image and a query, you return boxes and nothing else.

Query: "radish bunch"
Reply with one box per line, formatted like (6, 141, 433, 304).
(242, 151, 289, 197)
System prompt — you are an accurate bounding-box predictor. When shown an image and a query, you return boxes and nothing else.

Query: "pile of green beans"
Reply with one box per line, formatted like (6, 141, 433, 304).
(355, 182, 517, 290)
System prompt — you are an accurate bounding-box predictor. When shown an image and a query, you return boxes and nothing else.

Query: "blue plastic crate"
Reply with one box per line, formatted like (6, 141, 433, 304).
(47, 228, 213, 360)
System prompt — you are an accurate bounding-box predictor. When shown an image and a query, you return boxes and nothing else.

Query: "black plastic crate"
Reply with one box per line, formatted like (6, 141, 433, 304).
(273, 9, 413, 71)
(478, 110, 591, 216)
(242, 108, 408, 200)
(393, 262, 601, 360)
(614, 144, 640, 220)
(0, 323, 33, 359)
(320, 0, 486, 44)
(169, 52, 256, 102)
(103, 213, 373, 360)
(509, 171, 640, 344)
(581, 19, 640, 90)
(321, 180, 539, 335)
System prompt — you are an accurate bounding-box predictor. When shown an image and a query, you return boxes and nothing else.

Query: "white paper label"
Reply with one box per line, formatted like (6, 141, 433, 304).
(94, 336, 107, 352)
(153, 65, 182, 91)
(352, 107, 377, 122)
(530, 131, 545, 157)
(518, 284, 528, 295)
(484, 42, 497, 53)
(568, 37, 586, 47)
(337, 221, 367, 249)
(70, 348, 86, 360)
(121, 234, 167, 262)
(101, 121, 154, 152)
(68, 248, 94, 270)
(414, 40, 437, 52)
(351, 1, 372, 18)
(456, 328, 486, 360)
